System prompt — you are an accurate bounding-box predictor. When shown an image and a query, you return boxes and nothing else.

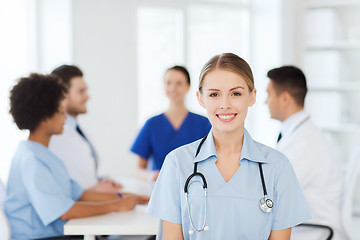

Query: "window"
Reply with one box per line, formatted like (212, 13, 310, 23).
(136, 1, 250, 125)
(0, 0, 31, 182)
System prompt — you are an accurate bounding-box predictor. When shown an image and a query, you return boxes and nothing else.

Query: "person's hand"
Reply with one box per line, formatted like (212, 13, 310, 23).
(115, 195, 136, 211)
(102, 178, 123, 190)
(152, 170, 160, 182)
(122, 193, 150, 205)
(90, 179, 123, 193)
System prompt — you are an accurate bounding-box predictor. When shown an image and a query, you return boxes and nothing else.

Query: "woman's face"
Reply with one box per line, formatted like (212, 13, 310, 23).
(43, 99, 67, 135)
(164, 69, 190, 104)
(197, 69, 256, 134)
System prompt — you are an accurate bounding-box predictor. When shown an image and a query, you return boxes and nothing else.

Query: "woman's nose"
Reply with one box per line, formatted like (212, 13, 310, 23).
(219, 96, 231, 109)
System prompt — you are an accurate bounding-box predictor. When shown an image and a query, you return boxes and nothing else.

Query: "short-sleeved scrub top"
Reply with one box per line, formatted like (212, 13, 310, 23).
(147, 129, 311, 240)
(4, 141, 84, 240)
(131, 112, 211, 170)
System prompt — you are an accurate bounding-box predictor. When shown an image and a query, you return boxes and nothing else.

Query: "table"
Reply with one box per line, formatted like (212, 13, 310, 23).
(64, 178, 159, 240)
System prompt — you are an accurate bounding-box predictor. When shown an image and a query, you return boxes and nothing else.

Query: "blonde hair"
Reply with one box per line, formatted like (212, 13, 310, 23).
(198, 53, 254, 93)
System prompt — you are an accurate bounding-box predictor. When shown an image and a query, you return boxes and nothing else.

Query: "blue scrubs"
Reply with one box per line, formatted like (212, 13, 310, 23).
(147, 129, 311, 240)
(131, 112, 211, 170)
(4, 141, 84, 240)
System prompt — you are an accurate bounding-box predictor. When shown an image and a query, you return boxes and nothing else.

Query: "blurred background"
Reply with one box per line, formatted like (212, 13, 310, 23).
(0, 0, 359, 226)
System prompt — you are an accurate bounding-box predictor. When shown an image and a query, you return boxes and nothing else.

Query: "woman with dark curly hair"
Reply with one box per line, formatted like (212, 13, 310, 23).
(4, 73, 149, 240)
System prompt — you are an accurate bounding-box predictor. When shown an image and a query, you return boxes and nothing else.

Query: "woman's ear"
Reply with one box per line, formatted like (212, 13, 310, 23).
(249, 88, 257, 107)
(196, 91, 205, 108)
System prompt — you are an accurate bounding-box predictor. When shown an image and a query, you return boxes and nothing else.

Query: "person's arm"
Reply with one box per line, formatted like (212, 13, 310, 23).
(162, 220, 184, 240)
(138, 157, 148, 169)
(89, 179, 123, 193)
(79, 190, 119, 201)
(79, 190, 150, 204)
(60, 195, 136, 220)
(268, 228, 291, 240)
(135, 157, 159, 181)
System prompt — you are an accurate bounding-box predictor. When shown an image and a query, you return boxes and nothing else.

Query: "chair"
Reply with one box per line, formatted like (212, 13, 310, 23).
(0, 177, 11, 240)
(341, 143, 360, 240)
(292, 144, 360, 240)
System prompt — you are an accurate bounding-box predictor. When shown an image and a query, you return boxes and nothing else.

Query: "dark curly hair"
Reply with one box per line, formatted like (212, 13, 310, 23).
(9, 73, 67, 132)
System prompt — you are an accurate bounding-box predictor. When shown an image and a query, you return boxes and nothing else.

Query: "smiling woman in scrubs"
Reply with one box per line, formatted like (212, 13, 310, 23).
(147, 53, 310, 240)
(4, 74, 149, 240)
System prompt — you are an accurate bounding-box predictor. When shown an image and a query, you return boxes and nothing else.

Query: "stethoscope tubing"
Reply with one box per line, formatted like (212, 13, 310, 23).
(184, 134, 273, 234)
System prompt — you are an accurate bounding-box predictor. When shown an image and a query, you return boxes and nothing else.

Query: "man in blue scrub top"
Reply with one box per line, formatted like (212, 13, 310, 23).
(4, 73, 149, 240)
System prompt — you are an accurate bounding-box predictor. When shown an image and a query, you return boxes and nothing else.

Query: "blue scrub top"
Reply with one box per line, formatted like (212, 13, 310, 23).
(4, 141, 84, 240)
(131, 112, 211, 170)
(147, 129, 311, 240)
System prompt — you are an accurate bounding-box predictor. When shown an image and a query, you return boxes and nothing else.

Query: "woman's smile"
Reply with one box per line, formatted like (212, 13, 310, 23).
(216, 113, 237, 122)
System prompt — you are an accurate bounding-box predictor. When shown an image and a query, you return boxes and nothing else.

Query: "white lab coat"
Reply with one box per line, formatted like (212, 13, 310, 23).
(277, 111, 346, 240)
(49, 123, 98, 189)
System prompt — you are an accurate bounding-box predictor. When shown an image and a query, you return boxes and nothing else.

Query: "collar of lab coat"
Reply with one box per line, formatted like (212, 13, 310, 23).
(193, 128, 269, 164)
(280, 110, 309, 139)
(65, 114, 78, 129)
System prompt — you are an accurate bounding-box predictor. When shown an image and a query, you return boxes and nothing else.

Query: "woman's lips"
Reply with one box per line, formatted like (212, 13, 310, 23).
(216, 113, 237, 122)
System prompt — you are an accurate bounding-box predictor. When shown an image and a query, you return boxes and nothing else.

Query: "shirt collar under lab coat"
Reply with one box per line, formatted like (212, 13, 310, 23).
(65, 114, 78, 130)
(193, 128, 269, 164)
(280, 110, 309, 139)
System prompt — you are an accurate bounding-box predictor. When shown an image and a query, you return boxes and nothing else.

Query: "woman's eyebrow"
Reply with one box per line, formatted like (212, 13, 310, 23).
(230, 86, 245, 91)
(205, 86, 245, 91)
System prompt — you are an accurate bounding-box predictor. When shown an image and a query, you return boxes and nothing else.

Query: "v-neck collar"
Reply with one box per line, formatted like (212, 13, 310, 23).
(194, 129, 269, 164)
(163, 112, 190, 131)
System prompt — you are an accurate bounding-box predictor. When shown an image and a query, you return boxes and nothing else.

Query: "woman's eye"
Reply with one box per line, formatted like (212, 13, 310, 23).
(209, 93, 218, 97)
(232, 92, 241, 96)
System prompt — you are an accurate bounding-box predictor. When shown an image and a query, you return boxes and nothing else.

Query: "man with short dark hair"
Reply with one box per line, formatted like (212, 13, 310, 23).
(49, 65, 122, 192)
(265, 66, 345, 240)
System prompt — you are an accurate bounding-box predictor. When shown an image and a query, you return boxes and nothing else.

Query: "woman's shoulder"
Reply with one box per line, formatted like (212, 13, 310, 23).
(188, 112, 210, 124)
(144, 113, 166, 125)
(12, 141, 41, 169)
(163, 138, 201, 166)
(188, 112, 208, 120)
(252, 140, 290, 167)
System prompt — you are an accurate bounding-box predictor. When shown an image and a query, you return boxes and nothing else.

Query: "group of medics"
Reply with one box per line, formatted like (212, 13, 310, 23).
(2, 52, 345, 240)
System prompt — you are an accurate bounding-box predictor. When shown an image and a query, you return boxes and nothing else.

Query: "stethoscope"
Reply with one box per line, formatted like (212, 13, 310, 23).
(184, 135, 274, 235)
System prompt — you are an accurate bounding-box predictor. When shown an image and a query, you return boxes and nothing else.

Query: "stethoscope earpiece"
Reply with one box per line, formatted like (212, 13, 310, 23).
(189, 226, 209, 235)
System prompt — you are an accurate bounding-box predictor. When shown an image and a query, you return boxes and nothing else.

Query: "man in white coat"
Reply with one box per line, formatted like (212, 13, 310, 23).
(49, 65, 122, 193)
(265, 66, 345, 240)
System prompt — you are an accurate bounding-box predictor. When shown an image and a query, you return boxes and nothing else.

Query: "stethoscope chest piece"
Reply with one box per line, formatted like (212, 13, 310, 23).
(259, 196, 273, 213)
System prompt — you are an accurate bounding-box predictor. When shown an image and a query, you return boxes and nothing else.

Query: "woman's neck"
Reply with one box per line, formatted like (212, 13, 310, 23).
(166, 102, 188, 117)
(28, 130, 51, 148)
(166, 102, 188, 115)
(212, 127, 245, 155)
(164, 102, 189, 130)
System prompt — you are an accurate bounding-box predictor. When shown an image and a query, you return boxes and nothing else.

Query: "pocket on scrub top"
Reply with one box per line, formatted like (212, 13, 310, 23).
(230, 195, 272, 238)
